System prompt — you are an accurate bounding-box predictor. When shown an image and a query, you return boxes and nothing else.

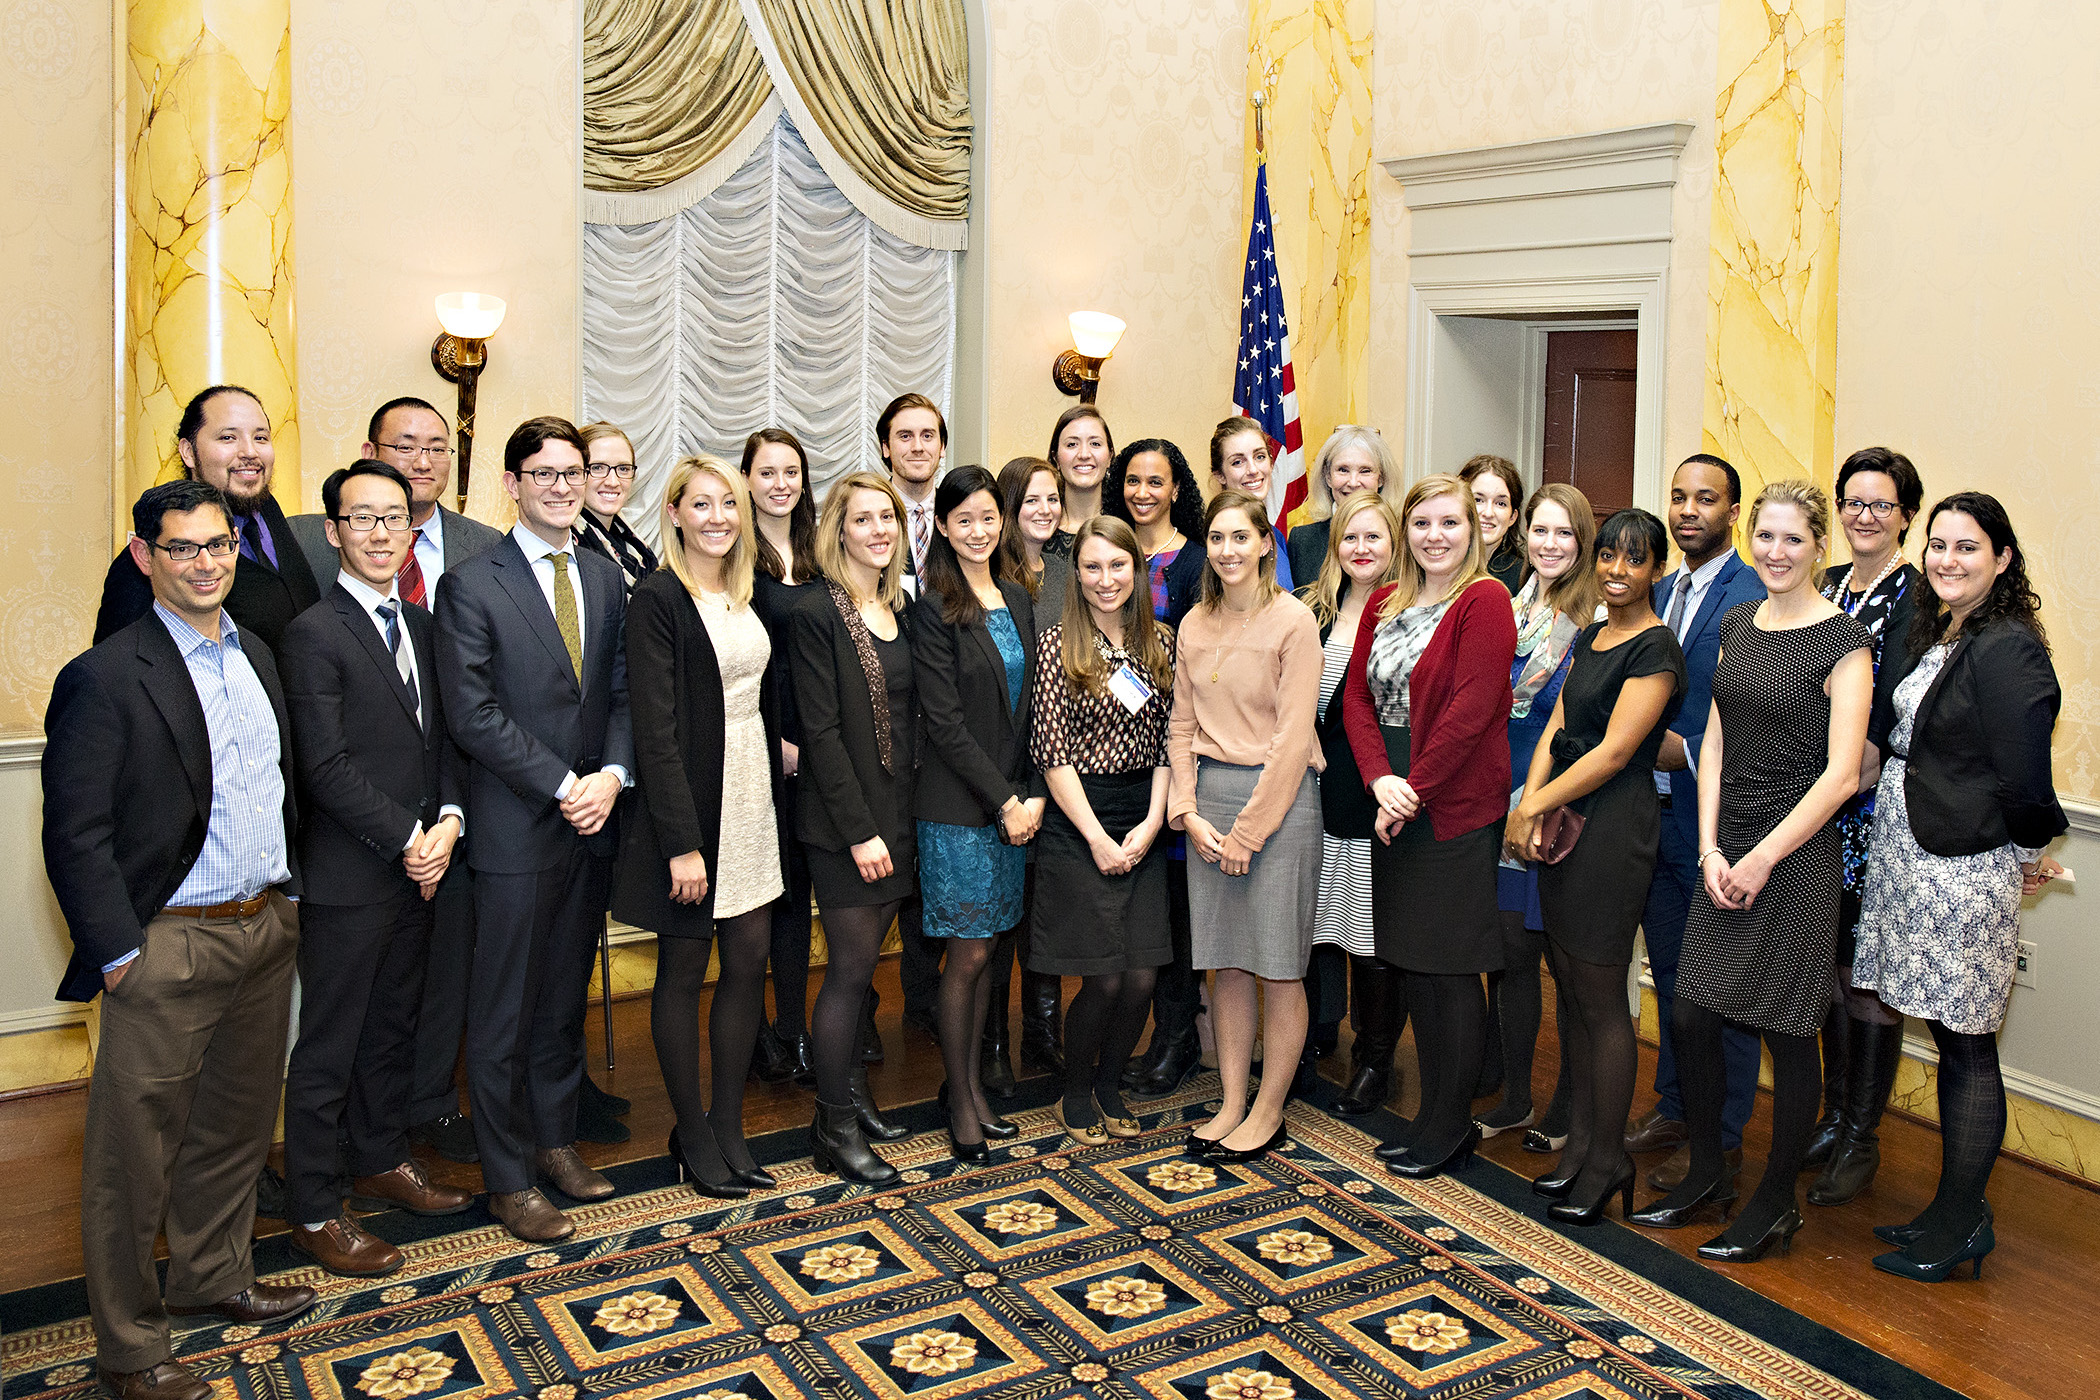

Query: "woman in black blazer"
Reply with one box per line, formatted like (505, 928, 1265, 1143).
(613, 456, 786, 1200)
(1286, 425, 1402, 587)
(790, 471, 919, 1184)
(911, 466, 1042, 1159)
(1851, 492, 2065, 1282)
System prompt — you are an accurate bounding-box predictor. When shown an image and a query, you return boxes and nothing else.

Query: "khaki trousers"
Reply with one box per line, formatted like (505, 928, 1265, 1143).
(81, 894, 298, 1371)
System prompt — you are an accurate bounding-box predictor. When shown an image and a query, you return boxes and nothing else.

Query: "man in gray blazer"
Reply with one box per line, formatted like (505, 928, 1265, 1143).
(434, 416, 633, 1243)
(288, 398, 505, 1165)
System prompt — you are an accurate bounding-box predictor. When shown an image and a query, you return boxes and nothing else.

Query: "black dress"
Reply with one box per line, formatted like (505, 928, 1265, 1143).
(1536, 623, 1686, 963)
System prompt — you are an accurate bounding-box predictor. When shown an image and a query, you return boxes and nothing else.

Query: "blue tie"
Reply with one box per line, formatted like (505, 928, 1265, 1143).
(376, 599, 402, 655)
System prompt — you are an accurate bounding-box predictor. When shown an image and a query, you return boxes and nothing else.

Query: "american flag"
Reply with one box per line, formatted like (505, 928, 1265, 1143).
(1232, 160, 1306, 530)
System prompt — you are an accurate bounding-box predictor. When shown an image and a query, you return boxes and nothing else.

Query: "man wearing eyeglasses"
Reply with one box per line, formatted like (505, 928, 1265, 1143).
(95, 385, 322, 653)
(46, 479, 316, 1400)
(275, 460, 475, 1278)
(290, 398, 507, 1169)
(433, 417, 634, 1243)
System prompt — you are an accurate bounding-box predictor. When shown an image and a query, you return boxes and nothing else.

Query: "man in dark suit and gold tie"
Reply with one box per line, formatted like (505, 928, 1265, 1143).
(44, 479, 316, 1400)
(434, 416, 634, 1242)
(277, 460, 475, 1277)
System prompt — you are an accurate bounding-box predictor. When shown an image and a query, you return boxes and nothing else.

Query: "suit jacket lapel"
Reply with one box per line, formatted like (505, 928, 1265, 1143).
(135, 619, 213, 818)
(579, 550, 621, 698)
(332, 586, 421, 723)
(1912, 630, 1973, 740)
(1684, 554, 1744, 644)
(492, 538, 581, 689)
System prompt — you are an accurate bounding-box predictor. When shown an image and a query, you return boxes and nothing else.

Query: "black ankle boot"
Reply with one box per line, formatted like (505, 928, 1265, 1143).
(1128, 1028, 1201, 1098)
(850, 1065, 909, 1142)
(980, 1020, 1017, 1100)
(812, 1099, 898, 1184)
(1802, 1001, 1850, 1172)
(1334, 956, 1401, 1116)
(1809, 1017, 1903, 1206)
(1021, 972, 1065, 1076)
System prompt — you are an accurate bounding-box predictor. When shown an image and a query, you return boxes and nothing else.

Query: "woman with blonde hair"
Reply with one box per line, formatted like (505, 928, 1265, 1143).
(1169, 490, 1325, 1162)
(1288, 426, 1401, 585)
(613, 455, 784, 1198)
(790, 471, 920, 1183)
(1343, 474, 1519, 1178)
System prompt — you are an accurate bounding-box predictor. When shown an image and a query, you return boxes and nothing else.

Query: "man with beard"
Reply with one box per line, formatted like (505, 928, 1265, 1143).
(96, 386, 320, 652)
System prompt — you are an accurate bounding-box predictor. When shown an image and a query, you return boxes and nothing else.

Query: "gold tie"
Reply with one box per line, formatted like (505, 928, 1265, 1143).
(550, 551, 583, 682)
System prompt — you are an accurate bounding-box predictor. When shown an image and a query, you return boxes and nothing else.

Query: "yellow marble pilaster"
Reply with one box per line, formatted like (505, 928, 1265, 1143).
(1246, 0, 1373, 525)
(1701, 0, 1843, 501)
(121, 0, 299, 535)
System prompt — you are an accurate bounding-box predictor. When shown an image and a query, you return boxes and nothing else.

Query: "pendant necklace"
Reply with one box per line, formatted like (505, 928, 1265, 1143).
(1211, 602, 1258, 683)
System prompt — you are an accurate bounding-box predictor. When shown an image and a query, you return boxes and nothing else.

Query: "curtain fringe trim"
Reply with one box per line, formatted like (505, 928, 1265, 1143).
(582, 95, 785, 226)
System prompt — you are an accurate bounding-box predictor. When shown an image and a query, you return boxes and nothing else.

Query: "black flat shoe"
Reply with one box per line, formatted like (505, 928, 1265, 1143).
(669, 1129, 750, 1200)
(1628, 1174, 1739, 1230)
(1386, 1125, 1479, 1180)
(1872, 1214, 1995, 1282)
(938, 1082, 1019, 1139)
(1184, 1128, 1223, 1157)
(1698, 1208, 1803, 1263)
(1207, 1119, 1287, 1164)
(1548, 1169, 1636, 1226)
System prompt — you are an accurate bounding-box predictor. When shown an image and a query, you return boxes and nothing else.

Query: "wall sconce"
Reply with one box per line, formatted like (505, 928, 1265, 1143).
(1051, 312, 1127, 404)
(431, 292, 507, 512)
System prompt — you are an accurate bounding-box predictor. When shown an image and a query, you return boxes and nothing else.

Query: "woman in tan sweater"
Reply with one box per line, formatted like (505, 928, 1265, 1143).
(1169, 490, 1326, 1163)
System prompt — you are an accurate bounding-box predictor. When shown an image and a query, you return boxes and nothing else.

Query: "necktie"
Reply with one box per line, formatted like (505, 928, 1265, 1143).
(376, 600, 422, 724)
(550, 551, 584, 682)
(911, 505, 930, 574)
(239, 511, 279, 569)
(1665, 573, 1693, 637)
(398, 530, 428, 609)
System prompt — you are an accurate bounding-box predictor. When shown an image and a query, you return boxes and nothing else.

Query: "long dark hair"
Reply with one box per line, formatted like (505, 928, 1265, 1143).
(740, 428, 819, 581)
(919, 465, 1005, 626)
(995, 455, 1060, 596)
(1906, 491, 2048, 659)
(1103, 438, 1205, 546)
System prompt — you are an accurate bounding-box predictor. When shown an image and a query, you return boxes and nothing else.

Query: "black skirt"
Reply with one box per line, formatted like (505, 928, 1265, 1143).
(1029, 770, 1170, 976)
(1536, 765, 1661, 966)
(1370, 723, 1503, 974)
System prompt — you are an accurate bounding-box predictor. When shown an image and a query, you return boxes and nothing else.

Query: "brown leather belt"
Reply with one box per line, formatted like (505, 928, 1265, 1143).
(160, 893, 271, 920)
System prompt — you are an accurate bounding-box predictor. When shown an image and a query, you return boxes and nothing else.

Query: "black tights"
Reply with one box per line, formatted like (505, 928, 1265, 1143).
(810, 900, 900, 1105)
(1062, 969, 1158, 1127)
(1908, 1021, 2004, 1258)
(937, 936, 997, 1144)
(1481, 912, 1574, 1132)
(1658, 996, 1820, 1245)
(651, 906, 773, 1176)
(1406, 972, 1485, 1162)
(1547, 943, 1637, 1207)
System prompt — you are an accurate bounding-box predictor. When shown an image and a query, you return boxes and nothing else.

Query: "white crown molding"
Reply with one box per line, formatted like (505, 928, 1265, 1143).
(1381, 122, 1696, 207)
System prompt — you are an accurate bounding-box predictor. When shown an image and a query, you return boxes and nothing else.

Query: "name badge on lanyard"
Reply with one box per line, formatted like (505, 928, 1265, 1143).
(1107, 663, 1153, 715)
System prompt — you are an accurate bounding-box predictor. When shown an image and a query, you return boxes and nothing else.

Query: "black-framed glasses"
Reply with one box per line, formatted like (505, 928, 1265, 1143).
(334, 510, 413, 532)
(1838, 498, 1901, 519)
(379, 442, 455, 462)
(150, 537, 239, 562)
(519, 467, 588, 487)
(585, 462, 637, 481)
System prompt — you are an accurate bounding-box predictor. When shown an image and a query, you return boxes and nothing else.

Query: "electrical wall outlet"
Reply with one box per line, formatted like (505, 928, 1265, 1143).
(2014, 939, 2037, 989)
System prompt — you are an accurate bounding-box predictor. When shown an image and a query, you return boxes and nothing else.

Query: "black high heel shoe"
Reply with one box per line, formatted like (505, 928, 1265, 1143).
(938, 1082, 1018, 1139)
(1697, 1208, 1803, 1262)
(1548, 1169, 1636, 1226)
(1628, 1173, 1739, 1230)
(706, 1115, 777, 1190)
(1530, 1165, 1578, 1200)
(1873, 1200, 1991, 1249)
(669, 1128, 749, 1200)
(1387, 1124, 1479, 1180)
(1872, 1214, 1995, 1282)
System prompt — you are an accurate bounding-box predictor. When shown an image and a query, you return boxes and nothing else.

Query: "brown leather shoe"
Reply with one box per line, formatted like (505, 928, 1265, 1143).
(97, 1360, 211, 1400)
(1646, 1143, 1744, 1191)
(352, 1160, 473, 1216)
(166, 1281, 318, 1324)
(489, 1187, 574, 1242)
(1623, 1107, 1690, 1154)
(535, 1144, 614, 1201)
(289, 1216, 404, 1278)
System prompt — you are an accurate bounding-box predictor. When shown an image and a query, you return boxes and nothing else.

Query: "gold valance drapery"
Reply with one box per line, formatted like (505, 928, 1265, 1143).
(582, 0, 970, 250)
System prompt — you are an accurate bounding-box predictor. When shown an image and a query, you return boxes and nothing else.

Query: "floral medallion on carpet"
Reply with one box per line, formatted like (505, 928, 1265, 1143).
(1, 1089, 1944, 1400)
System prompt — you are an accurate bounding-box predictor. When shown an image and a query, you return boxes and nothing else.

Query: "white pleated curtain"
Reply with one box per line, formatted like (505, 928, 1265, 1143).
(583, 113, 958, 552)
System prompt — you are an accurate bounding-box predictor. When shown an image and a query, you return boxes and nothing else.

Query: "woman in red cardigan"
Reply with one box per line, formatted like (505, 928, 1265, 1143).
(1344, 473, 1519, 1178)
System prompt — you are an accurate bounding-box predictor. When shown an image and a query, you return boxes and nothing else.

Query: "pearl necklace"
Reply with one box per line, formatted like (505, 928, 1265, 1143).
(1838, 551, 1903, 617)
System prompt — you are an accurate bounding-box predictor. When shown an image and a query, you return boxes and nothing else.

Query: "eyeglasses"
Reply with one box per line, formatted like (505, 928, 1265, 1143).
(585, 462, 637, 480)
(1838, 498, 1901, 519)
(150, 537, 239, 562)
(518, 467, 588, 488)
(379, 442, 455, 462)
(335, 511, 413, 532)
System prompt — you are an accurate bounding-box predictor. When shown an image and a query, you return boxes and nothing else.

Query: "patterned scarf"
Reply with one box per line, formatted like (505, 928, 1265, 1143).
(1510, 574, 1581, 719)
(827, 579, 895, 773)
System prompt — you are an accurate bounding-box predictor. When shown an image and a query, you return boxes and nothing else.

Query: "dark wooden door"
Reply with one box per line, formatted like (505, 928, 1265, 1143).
(1541, 329, 1637, 522)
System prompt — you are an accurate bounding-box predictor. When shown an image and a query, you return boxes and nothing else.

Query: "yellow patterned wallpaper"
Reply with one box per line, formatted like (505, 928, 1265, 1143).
(289, 0, 577, 524)
(0, 0, 115, 732)
(982, 0, 1250, 470)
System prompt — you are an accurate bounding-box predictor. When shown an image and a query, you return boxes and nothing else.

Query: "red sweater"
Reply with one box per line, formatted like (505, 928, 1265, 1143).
(1343, 577, 1517, 841)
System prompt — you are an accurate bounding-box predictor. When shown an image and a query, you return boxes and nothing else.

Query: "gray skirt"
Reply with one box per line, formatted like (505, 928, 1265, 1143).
(1188, 761, 1321, 981)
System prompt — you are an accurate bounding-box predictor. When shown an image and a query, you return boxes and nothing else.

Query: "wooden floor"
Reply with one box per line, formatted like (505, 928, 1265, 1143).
(5, 961, 2097, 1399)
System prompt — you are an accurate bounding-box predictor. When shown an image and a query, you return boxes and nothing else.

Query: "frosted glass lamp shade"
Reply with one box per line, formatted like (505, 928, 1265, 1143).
(1068, 312, 1126, 359)
(435, 293, 507, 340)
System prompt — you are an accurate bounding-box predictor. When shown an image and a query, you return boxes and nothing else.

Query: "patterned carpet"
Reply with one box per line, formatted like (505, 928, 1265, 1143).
(0, 1082, 1956, 1400)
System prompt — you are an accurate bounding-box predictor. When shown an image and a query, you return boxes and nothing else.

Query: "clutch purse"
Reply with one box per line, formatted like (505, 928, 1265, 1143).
(1537, 805, 1585, 864)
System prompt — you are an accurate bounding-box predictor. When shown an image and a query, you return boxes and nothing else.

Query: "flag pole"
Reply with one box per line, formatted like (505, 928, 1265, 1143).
(1251, 89, 1266, 160)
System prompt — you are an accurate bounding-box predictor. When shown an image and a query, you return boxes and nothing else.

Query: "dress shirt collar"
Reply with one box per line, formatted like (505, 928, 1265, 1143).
(417, 505, 445, 550)
(152, 600, 241, 657)
(336, 569, 402, 619)
(511, 521, 574, 563)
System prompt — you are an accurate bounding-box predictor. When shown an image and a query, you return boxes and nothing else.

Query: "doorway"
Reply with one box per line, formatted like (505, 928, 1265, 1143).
(1542, 328, 1638, 522)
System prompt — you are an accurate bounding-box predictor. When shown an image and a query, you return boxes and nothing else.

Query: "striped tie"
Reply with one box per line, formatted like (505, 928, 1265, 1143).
(550, 551, 584, 681)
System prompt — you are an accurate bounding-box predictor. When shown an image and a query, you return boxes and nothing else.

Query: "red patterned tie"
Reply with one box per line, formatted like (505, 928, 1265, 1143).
(398, 530, 428, 609)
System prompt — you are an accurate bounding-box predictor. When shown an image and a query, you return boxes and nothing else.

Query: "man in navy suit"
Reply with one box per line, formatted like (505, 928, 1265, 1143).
(1625, 453, 1768, 1187)
(435, 417, 633, 1243)
(277, 461, 474, 1278)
